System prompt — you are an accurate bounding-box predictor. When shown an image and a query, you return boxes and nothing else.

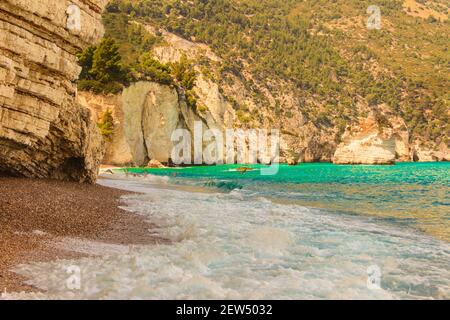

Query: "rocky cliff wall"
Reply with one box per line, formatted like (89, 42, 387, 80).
(79, 82, 204, 166)
(333, 111, 449, 164)
(0, 0, 108, 182)
(81, 85, 449, 167)
(77, 20, 448, 167)
(142, 21, 449, 165)
(333, 112, 407, 165)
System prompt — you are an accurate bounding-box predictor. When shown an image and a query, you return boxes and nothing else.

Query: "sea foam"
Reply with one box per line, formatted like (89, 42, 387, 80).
(7, 176, 450, 300)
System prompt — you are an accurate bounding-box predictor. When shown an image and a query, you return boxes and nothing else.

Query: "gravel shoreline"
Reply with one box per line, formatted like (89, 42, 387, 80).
(0, 177, 165, 293)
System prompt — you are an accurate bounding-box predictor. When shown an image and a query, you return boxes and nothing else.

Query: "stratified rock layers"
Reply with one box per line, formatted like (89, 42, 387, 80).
(0, 0, 108, 182)
(333, 111, 449, 165)
(333, 113, 405, 165)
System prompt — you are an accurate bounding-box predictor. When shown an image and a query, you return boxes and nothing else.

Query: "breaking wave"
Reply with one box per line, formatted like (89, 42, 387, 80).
(7, 176, 450, 300)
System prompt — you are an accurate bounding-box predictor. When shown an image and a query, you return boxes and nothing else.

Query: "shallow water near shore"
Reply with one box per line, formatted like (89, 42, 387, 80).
(126, 162, 450, 241)
(8, 163, 450, 299)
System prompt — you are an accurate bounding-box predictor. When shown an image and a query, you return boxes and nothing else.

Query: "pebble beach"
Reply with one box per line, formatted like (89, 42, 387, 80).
(0, 176, 165, 293)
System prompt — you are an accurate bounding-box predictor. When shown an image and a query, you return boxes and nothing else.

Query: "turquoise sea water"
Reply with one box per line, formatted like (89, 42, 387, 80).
(10, 162, 449, 299)
(124, 162, 450, 241)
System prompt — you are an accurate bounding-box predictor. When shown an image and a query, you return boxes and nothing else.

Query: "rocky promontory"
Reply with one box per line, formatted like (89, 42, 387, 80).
(333, 112, 405, 165)
(0, 0, 108, 182)
(333, 111, 449, 165)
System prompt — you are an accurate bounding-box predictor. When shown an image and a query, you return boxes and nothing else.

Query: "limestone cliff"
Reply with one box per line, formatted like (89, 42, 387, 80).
(412, 141, 450, 162)
(333, 110, 449, 165)
(0, 0, 108, 182)
(146, 25, 448, 165)
(81, 83, 449, 166)
(79, 82, 208, 166)
(142, 23, 338, 164)
(79, 19, 449, 166)
(333, 112, 403, 165)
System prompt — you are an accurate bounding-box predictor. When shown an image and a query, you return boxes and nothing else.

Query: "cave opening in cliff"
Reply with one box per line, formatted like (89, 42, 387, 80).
(54, 157, 86, 182)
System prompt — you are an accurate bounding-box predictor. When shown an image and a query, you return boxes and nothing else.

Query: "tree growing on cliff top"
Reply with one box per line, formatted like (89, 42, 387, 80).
(77, 38, 126, 93)
(90, 38, 124, 83)
(170, 54, 196, 90)
(77, 46, 95, 80)
(137, 52, 173, 85)
(169, 54, 198, 110)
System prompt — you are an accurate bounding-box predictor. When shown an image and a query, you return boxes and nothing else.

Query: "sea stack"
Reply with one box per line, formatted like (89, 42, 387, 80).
(0, 0, 108, 182)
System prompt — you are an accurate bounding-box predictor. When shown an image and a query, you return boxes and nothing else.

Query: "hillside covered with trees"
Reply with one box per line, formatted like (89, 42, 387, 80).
(78, 0, 449, 151)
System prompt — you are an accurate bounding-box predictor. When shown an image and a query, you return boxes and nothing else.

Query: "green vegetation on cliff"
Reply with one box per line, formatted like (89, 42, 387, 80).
(77, 12, 199, 108)
(77, 38, 127, 93)
(97, 108, 115, 139)
(80, 0, 449, 144)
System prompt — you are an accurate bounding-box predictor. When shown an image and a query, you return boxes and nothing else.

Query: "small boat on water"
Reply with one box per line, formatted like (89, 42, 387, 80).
(236, 167, 254, 174)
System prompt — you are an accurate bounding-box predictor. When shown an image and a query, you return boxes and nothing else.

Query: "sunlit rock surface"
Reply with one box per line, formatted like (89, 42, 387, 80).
(0, 0, 108, 182)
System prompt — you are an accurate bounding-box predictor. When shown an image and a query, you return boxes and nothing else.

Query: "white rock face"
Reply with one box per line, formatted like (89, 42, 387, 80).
(142, 84, 181, 163)
(146, 24, 221, 64)
(333, 132, 396, 165)
(333, 113, 402, 165)
(194, 75, 235, 130)
(80, 82, 211, 166)
(413, 142, 450, 162)
(121, 82, 155, 165)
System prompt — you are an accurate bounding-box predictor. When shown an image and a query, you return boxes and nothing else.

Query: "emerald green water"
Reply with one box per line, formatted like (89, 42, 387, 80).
(122, 162, 450, 241)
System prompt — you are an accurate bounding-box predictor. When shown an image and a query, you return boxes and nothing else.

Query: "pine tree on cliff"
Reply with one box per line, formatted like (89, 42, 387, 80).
(77, 46, 95, 80)
(77, 38, 126, 93)
(90, 38, 123, 83)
